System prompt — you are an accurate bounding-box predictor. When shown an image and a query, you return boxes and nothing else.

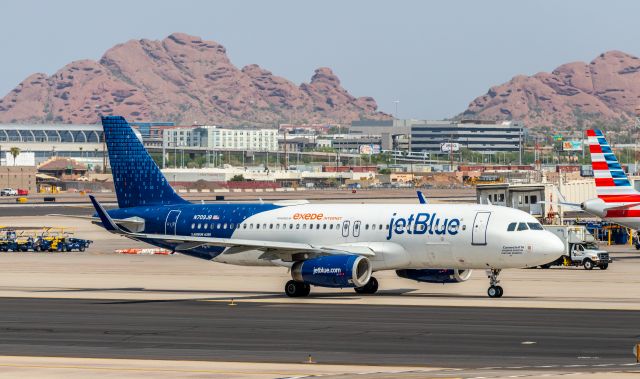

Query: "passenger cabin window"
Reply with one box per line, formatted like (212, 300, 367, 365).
(507, 222, 517, 231)
(517, 222, 529, 231)
(530, 195, 537, 204)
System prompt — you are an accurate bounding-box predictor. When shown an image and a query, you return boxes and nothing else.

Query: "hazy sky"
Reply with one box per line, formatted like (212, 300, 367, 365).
(1, 0, 638, 119)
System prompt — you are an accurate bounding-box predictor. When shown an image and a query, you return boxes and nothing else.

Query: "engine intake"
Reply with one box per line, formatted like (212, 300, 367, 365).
(292, 255, 372, 288)
(396, 269, 472, 283)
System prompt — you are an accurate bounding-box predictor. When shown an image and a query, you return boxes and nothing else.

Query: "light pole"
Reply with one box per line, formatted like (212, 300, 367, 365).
(393, 100, 400, 119)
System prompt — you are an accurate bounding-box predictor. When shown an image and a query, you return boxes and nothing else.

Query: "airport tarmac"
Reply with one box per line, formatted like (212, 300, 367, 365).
(0, 210, 639, 378)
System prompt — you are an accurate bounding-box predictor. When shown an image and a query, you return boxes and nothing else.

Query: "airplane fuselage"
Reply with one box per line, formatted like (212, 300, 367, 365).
(107, 202, 561, 270)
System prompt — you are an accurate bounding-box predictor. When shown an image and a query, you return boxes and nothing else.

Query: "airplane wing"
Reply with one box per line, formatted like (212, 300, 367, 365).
(87, 195, 374, 260)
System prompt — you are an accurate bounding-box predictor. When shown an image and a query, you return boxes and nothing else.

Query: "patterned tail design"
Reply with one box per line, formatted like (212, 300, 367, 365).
(586, 129, 639, 202)
(102, 116, 188, 208)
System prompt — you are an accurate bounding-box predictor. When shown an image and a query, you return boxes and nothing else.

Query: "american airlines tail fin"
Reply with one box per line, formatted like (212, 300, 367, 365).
(102, 116, 189, 208)
(586, 129, 639, 202)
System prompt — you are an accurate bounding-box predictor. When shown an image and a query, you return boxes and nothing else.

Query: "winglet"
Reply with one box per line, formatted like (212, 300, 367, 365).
(89, 195, 120, 233)
(417, 191, 427, 204)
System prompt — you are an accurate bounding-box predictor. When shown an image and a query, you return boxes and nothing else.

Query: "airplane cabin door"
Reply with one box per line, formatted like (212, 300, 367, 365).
(165, 210, 181, 235)
(342, 220, 351, 237)
(471, 211, 491, 245)
(353, 220, 361, 237)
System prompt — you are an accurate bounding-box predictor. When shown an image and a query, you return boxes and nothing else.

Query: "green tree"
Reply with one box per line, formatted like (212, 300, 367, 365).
(230, 174, 245, 182)
(9, 147, 20, 166)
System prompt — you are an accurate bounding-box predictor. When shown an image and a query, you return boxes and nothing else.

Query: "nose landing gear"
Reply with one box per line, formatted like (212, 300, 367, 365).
(486, 269, 503, 298)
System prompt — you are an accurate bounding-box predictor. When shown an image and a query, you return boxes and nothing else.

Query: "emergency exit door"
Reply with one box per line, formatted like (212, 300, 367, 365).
(471, 211, 491, 245)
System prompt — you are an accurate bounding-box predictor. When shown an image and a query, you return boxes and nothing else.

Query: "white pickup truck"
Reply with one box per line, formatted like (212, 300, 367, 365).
(541, 225, 611, 270)
(0, 188, 17, 196)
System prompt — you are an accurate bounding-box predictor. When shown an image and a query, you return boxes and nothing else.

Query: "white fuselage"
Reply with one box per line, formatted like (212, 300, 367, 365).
(213, 203, 564, 271)
(582, 198, 640, 230)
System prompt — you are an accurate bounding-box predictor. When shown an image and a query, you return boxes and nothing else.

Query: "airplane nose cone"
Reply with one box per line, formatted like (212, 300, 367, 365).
(544, 233, 565, 260)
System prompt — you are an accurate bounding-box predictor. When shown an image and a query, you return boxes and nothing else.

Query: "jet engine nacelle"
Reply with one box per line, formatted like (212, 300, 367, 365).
(581, 198, 607, 217)
(291, 255, 372, 288)
(395, 268, 473, 283)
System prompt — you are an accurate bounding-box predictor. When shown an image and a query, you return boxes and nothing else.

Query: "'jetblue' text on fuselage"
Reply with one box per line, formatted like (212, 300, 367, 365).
(386, 212, 461, 240)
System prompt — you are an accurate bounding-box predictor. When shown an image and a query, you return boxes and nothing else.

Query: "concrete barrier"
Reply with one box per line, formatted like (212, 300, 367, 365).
(275, 188, 285, 192)
(178, 189, 187, 193)
(201, 189, 210, 193)
(214, 189, 229, 193)
(255, 189, 263, 193)
(244, 189, 254, 192)
(265, 189, 274, 192)
(233, 189, 242, 193)
(188, 189, 198, 193)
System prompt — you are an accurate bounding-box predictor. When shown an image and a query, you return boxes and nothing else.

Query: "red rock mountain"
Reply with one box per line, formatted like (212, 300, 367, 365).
(0, 33, 388, 125)
(462, 51, 640, 129)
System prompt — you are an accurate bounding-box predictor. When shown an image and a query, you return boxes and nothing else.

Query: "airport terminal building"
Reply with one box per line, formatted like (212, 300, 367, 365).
(0, 124, 105, 164)
(410, 120, 525, 153)
(351, 119, 525, 153)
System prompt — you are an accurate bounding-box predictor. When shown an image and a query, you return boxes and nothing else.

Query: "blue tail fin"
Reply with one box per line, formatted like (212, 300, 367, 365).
(101, 116, 188, 208)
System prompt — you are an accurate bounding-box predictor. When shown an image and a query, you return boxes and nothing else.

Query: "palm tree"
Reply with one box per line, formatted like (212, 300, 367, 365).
(9, 147, 20, 166)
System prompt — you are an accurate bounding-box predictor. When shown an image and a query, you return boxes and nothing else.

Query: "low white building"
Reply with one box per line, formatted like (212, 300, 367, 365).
(163, 125, 278, 152)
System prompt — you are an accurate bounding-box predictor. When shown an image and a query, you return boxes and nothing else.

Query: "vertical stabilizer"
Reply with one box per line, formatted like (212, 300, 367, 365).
(586, 129, 639, 202)
(102, 116, 188, 208)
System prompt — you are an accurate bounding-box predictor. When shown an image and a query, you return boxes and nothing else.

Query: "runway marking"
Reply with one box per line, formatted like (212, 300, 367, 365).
(0, 362, 305, 376)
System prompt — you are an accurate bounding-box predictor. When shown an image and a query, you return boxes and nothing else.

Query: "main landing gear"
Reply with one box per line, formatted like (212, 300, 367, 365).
(354, 277, 379, 295)
(486, 269, 503, 298)
(285, 280, 310, 297)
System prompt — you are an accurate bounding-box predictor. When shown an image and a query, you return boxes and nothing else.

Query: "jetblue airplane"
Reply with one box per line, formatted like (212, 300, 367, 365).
(85, 116, 563, 298)
(559, 130, 640, 230)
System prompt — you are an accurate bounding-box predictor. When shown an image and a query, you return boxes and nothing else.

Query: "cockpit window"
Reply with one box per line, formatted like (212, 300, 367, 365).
(527, 222, 544, 230)
(517, 222, 529, 231)
(507, 222, 517, 231)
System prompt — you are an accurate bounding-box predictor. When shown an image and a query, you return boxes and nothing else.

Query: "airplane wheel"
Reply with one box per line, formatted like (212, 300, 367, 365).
(488, 285, 503, 298)
(354, 277, 379, 295)
(285, 280, 310, 297)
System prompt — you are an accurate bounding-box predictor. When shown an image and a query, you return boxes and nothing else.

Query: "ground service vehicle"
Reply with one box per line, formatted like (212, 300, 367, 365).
(542, 225, 611, 270)
(1, 188, 17, 196)
(58, 237, 92, 252)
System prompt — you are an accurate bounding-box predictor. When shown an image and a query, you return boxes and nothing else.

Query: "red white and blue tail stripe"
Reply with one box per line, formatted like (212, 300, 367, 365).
(587, 129, 638, 203)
